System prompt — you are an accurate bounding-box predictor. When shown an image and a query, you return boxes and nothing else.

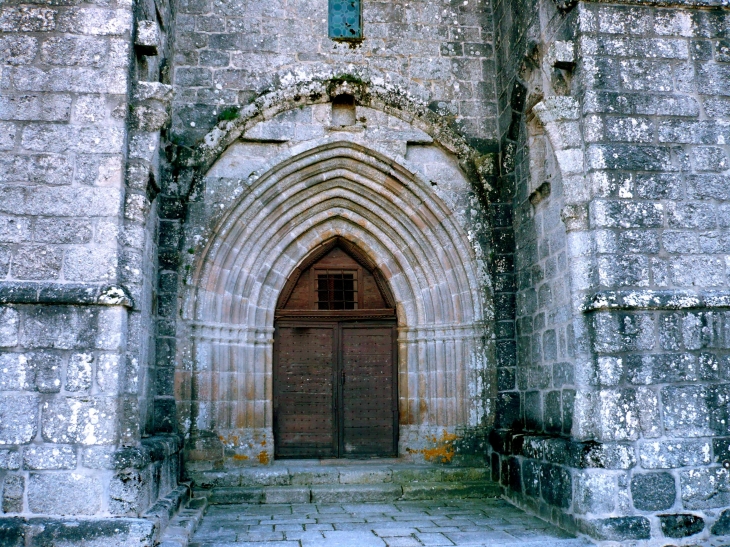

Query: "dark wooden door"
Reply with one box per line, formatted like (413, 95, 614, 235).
(274, 321, 397, 458)
(340, 324, 397, 457)
(274, 324, 338, 458)
(273, 242, 398, 459)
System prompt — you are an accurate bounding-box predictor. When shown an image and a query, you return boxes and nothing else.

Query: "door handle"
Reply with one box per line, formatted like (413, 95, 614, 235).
(341, 370, 346, 385)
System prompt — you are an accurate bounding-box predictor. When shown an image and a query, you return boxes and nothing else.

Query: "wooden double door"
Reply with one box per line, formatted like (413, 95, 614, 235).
(274, 321, 397, 458)
(273, 240, 398, 459)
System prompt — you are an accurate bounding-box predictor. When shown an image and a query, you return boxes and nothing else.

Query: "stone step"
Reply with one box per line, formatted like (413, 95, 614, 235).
(197, 480, 502, 505)
(191, 463, 492, 490)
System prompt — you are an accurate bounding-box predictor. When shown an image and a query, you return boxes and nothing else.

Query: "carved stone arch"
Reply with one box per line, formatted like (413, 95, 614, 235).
(177, 137, 494, 467)
(180, 70, 494, 194)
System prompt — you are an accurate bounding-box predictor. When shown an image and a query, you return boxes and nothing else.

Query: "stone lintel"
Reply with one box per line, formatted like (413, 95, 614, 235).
(0, 283, 134, 309)
(585, 289, 730, 313)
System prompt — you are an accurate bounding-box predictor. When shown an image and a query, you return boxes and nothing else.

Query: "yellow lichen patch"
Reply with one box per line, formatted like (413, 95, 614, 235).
(233, 454, 249, 461)
(407, 431, 460, 464)
(258, 451, 270, 465)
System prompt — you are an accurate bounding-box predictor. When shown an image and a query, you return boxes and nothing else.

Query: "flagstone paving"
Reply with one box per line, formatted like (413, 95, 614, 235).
(189, 498, 594, 546)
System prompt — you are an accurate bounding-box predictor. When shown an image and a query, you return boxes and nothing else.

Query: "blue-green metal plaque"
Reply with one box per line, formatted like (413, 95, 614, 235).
(328, 0, 362, 40)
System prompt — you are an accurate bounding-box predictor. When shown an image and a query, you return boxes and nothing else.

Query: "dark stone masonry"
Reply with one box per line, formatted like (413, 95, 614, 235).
(0, 0, 729, 544)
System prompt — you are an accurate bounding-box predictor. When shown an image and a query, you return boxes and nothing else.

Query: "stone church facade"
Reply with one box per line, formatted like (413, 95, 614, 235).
(1, 0, 729, 544)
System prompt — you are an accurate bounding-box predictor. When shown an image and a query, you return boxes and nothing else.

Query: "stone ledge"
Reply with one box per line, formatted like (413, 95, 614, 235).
(0, 516, 156, 546)
(582, 0, 729, 8)
(0, 283, 134, 308)
(585, 289, 730, 313)
(489, 431, 637, 470)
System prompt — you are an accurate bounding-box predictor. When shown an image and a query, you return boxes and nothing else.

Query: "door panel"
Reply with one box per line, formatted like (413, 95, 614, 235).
(340, 325, 397, 457)
(274, 325, 337, 458)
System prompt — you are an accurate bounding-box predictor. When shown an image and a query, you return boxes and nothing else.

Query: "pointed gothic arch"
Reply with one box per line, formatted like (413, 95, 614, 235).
(178, 139, 493, 464)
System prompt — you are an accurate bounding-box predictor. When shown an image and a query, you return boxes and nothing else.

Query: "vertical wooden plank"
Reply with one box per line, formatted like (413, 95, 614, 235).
(340, 324, 397, 457)
(274, 324, 337, 458)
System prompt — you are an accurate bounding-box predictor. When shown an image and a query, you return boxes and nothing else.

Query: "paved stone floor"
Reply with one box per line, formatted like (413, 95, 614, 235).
(189, 499, 593, 546)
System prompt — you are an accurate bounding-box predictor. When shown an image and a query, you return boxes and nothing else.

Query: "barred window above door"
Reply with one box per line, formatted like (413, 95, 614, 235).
(328, 0, 362, 40)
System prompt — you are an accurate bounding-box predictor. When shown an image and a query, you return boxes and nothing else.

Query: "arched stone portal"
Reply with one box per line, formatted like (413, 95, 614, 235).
(178, 136, 493, 467)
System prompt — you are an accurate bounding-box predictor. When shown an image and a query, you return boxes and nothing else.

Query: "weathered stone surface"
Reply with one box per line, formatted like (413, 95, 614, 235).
(631, 472, 676, 511)
(23, 445, 76, 470)
(574, 471, 617, 514)
(582, 516, 651, 541)
(0, 394, 39, 445)
(0, 449, 21, 470)
(27, 472, 103, 515)
(41, 397, 116, 445)
(65, 353, 93, 392)
(639, 440, 712, 469)
(0, 307, 19, 347)
(659, 513, 704, 538)
(2, 474, 24, 513)
(711, 508, 730, 536)
(681, 467, 730, 509)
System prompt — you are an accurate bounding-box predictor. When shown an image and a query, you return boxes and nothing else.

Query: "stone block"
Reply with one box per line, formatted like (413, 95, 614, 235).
(81, 446, 116, 469)
(42, 397, 117, 445)
(0, 394, 39, 444)
(96, 353, 121, 393)
(338, 468, 392, 484)
(687, 174, 730, 201)
(71, 95, 109, 124)
(712, 508, 730, 535)
(27, 472, 103, 515)
(574, 471, 617, 514)
(597, 255, 649, 287)
(0, 153, 74, 185)
(0, 449, 21, 470)
(631, 472, 676, 511)
(639, 440, 711, 469)
(65, 353, 94, 392)
(540, 463, 572, 508)
(109, 466, 153, 516)
(75, 155, 124, 187)
(33, 219, 92, 244)
(263, 486, 310, 504)
(662, 385, 712, 437)
(0, 353, 31, 391)
(0, 216, 29, 244)
(659, 514, 704, 538)
(20, 306, 96, 350)
(21, 125, 125, 154)
(583, 516, 651, 541)
(592, 312, 655, 353)
(135, 20, 160, 55)
(63, 246, 117, 282)
(0, 7, 56, 33)
(0, 307, 19, 347)
(683, 467, 730, 512)
(56, 8, 132, 36)
(11, 245, 63, 280)
(31, 352, 62, 393)
(590, 200, 664, 229)
(23, 445, 76, 470)
(0, 36, 38, 66)
(289, 467, 340, 485)
(310, 484, 402, 503)
(2, 474, 24, 513)
(40, 36, 109, 67)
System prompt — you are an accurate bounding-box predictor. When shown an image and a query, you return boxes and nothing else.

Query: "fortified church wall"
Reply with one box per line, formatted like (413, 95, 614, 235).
(0, 0, 729, 545)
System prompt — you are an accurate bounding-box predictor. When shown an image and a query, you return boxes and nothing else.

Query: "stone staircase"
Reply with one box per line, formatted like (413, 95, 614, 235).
(190, 460, 502, 505)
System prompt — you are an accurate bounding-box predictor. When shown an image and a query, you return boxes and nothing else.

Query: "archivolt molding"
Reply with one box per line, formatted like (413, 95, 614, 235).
(181, 140, 493, 442)
(183, 67, 495, 187)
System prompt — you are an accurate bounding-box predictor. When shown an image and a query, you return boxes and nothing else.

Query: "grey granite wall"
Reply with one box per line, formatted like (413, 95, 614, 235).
(0, 0, 182, 540)
(490, 0, 730, 543)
